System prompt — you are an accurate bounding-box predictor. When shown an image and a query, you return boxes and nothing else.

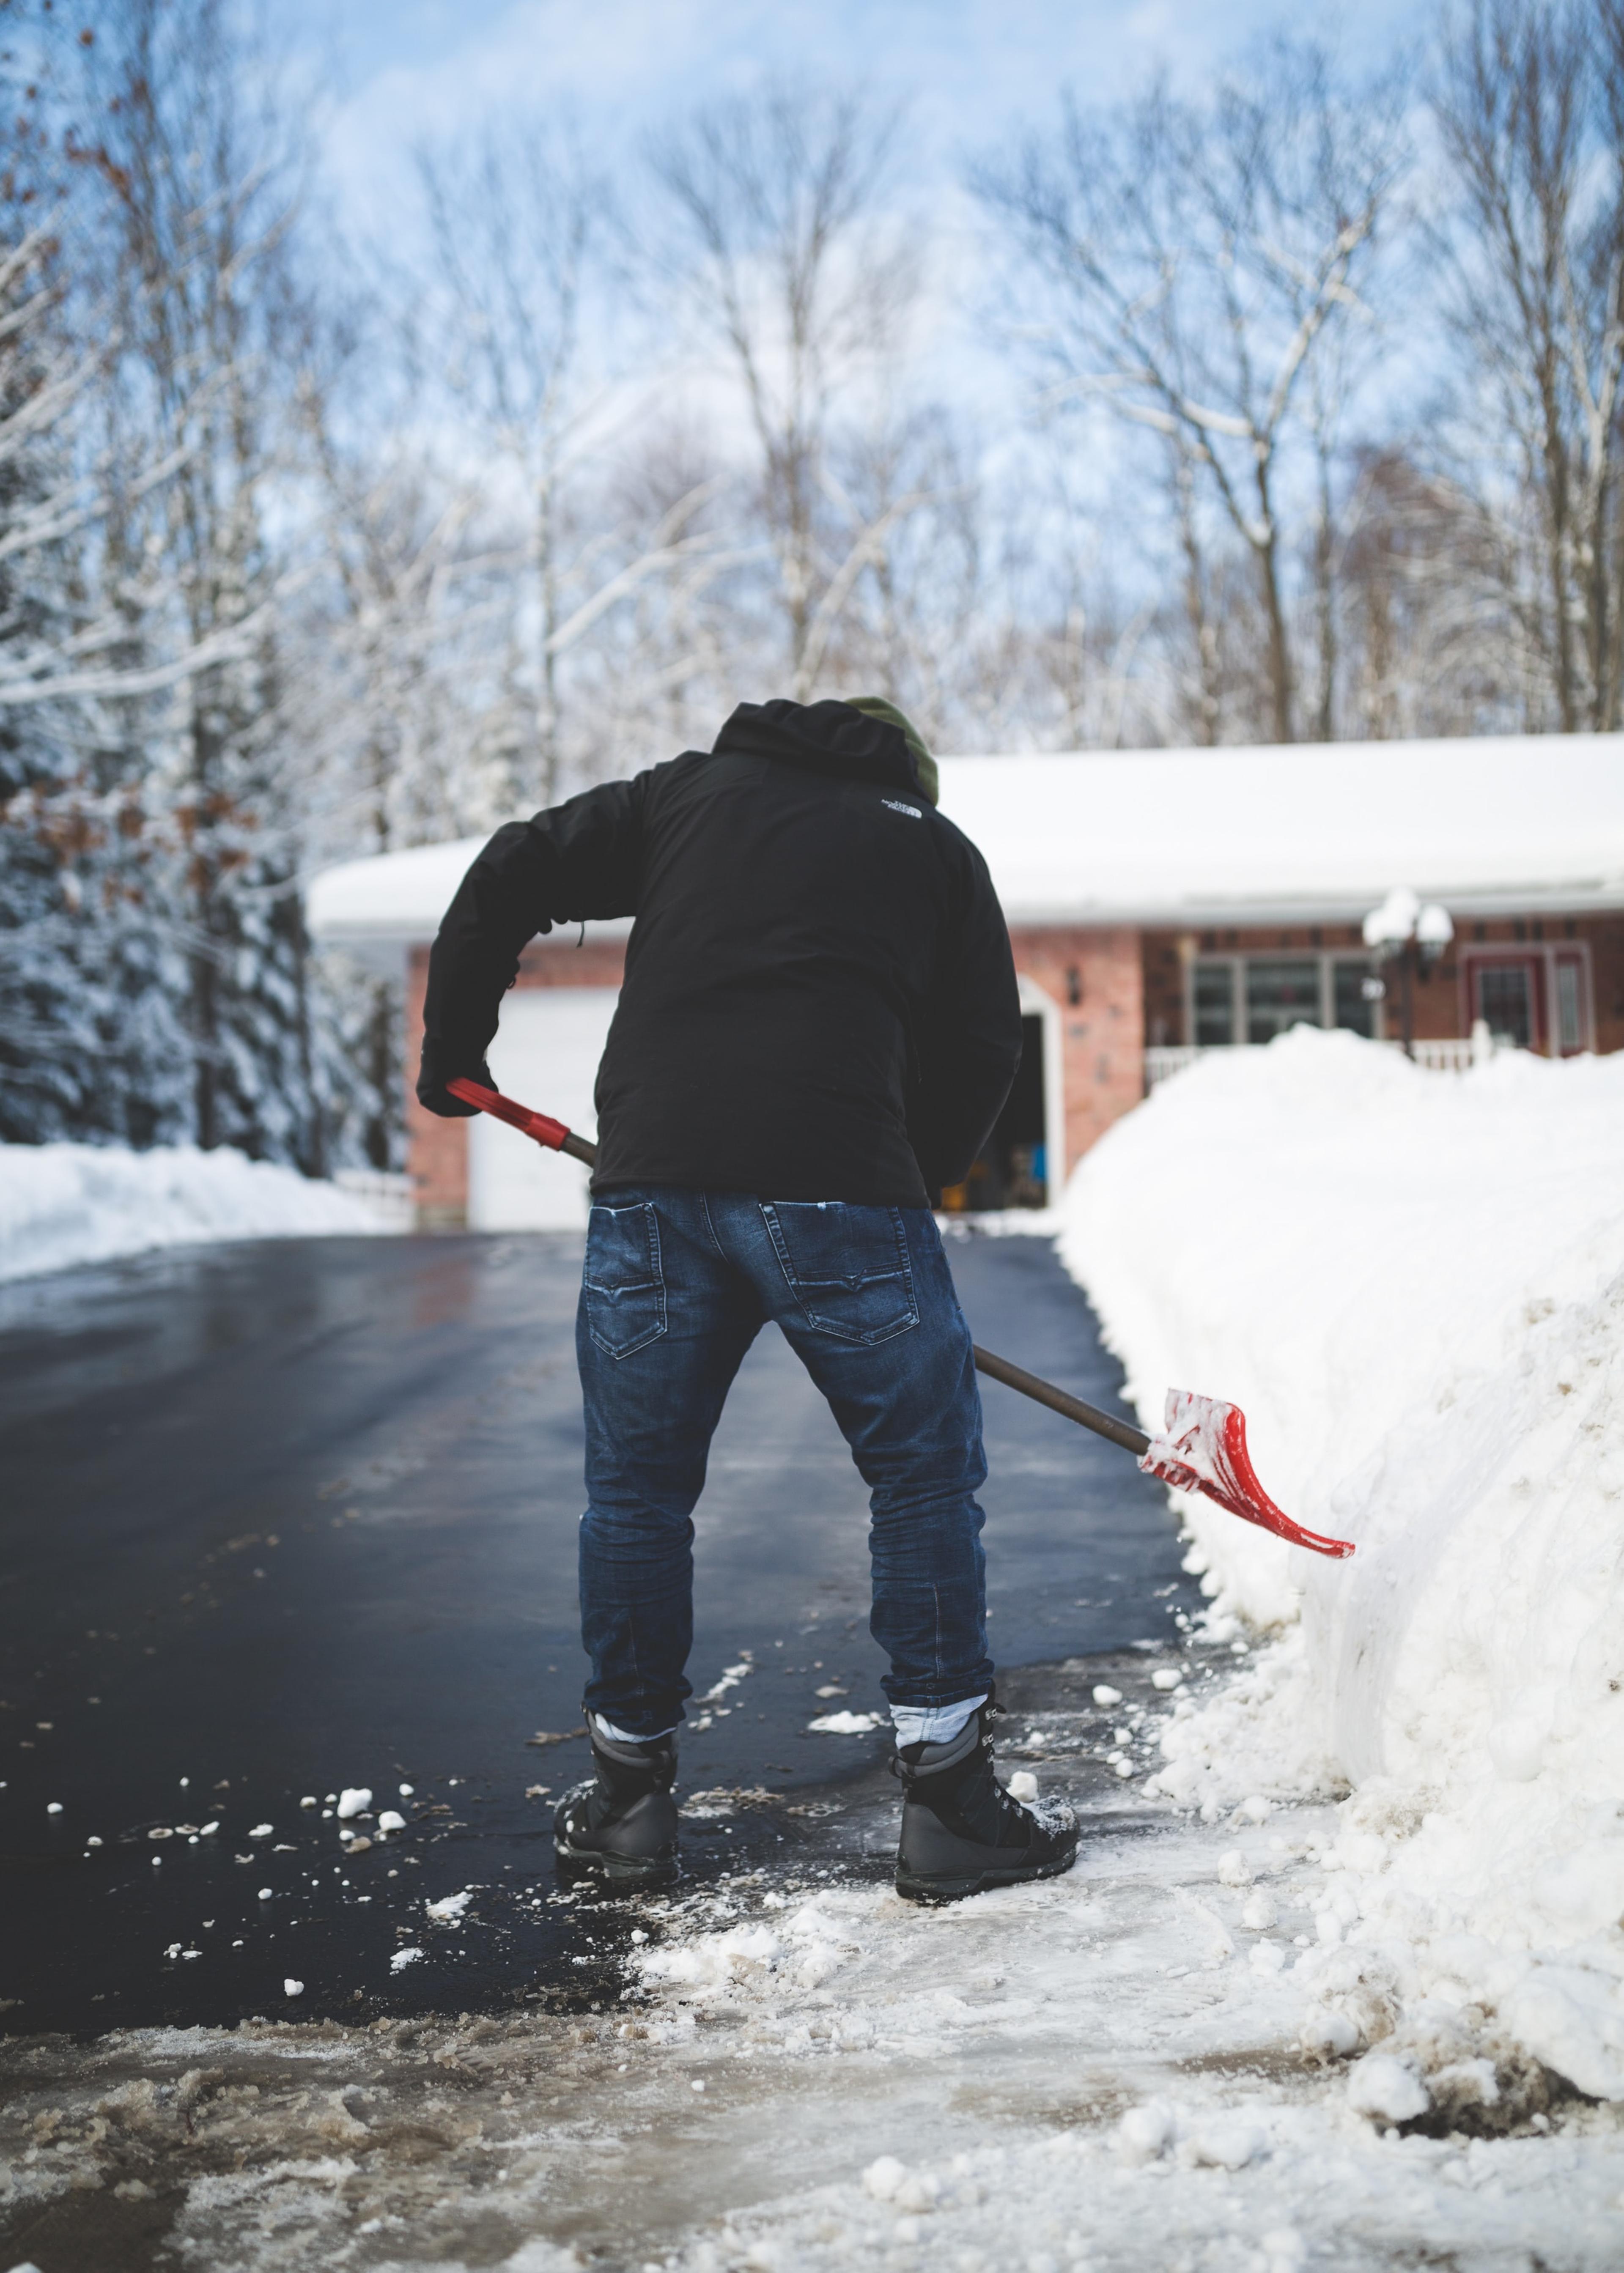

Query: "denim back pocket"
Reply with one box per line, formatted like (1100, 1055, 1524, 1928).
(761, 1202, 918, 1344)
(583, 1202, 667, 1358)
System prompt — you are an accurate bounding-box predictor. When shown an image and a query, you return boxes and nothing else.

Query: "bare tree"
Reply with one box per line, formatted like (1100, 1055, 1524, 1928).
(1431, 0, 1624, 731)
(410, 123, 603, 804)
(402, 122, 743, 802)
(976, 38, 1407, 742)
(649, 82, 940, 699)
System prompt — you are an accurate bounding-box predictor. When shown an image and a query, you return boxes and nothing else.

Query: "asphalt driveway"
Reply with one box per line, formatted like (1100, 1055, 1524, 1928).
(0, 1225, 1197, 2032)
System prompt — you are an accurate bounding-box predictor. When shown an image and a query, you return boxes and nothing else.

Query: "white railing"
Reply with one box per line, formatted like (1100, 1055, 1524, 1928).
(1145, 1029, 1505, 1091)
(335, 1167, 416, 1228)
(1401, 1037, 1481, 1072)
(1144, 1045, 1207, 1088)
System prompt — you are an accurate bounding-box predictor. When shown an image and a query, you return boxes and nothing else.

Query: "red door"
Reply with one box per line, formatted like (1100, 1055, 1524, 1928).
(1463, 948, 1592, 1056)
(1468, 955, 1543, 1050)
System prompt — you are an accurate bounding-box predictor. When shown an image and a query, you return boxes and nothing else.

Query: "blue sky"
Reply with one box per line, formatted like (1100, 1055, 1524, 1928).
(286, 1, 1423, 235)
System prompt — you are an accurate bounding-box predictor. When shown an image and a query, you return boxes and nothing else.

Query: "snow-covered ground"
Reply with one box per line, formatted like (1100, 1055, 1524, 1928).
(0, 1140, 399, 1283)
(6, 1031, 1623, 2270)
(8, 1690, 1622, 2271)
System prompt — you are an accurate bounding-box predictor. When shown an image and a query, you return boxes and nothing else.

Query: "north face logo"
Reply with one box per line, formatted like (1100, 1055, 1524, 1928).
(881, 798, 922, 819)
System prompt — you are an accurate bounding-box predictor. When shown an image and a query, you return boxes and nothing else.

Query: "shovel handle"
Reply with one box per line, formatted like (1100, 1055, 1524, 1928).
(972, 1344, 1151, 1456)
(447, 1077, 598, 1166)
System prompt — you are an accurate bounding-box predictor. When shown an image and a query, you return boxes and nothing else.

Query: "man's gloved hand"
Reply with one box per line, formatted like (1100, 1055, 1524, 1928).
(417, 1054, 494, 1118)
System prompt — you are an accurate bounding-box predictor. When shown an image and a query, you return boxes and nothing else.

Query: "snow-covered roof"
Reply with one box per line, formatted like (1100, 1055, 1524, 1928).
(307, 733, 1624, 958)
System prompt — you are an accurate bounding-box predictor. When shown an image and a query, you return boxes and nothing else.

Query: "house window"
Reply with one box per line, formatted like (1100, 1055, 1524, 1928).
(1245, 959, 1321, 1043)
(1189, 952, 1378, 1045)
(1461, 943, 1593, 1056)
(1476, 961, 1535, 1050)
(1555, 956, 1585, 1052)
(1331, 960, 1377, 1038)
(1193, 960, 1237, 1045)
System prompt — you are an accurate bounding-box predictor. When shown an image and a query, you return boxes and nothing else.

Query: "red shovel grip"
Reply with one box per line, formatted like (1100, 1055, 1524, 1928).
(445, 1077, 598, 1167)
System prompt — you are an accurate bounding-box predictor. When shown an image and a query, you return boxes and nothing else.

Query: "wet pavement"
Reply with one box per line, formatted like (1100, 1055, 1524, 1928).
(0, 1225, 1199, 2036)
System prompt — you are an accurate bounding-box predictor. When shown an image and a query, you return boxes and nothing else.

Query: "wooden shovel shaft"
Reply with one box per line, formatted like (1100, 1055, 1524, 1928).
(971, 1344, 1151, 1457)
(449, 1079, 1144, 1456)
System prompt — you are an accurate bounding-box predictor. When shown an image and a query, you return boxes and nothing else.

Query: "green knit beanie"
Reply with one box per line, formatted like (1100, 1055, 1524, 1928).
(841, 694, 939, 806)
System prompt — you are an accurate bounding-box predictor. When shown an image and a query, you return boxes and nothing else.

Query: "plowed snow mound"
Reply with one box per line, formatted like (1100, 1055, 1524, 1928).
(0, 1141, 395, 1282)
(1061, 1029, 1624, 2098)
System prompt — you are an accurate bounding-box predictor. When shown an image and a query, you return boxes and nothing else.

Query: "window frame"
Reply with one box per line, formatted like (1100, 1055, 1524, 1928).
(1185, 950, 1381, 1047)
(1458, 941, 1593, 1056)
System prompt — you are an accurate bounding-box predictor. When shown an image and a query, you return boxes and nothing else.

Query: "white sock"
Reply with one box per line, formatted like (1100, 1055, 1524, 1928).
(592, 1712, 679, 1746)
(891, 1694, 987, 1749)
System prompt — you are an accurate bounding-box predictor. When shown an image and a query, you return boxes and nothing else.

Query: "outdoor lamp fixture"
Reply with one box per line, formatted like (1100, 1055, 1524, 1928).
(1362, 886, 1454, 1059)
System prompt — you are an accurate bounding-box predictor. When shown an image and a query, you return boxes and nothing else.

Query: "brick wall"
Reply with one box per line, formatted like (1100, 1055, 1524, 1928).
(1139, 914, 1624, 1053)
(1008, 925, 1145, 1174)
(405, 906, 1623, 1220)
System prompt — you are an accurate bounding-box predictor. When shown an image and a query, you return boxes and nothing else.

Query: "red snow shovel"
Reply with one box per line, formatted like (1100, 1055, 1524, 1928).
(447, 1078, 1355, 1560)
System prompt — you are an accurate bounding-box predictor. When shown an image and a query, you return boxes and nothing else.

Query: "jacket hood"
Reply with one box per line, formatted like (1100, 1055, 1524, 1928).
(713, 699, 930, 803)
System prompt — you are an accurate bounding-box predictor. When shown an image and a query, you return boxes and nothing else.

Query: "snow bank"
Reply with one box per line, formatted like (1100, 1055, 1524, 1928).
(1059, 1030, 1624, 2099)
(0, 1140, 397, 1283)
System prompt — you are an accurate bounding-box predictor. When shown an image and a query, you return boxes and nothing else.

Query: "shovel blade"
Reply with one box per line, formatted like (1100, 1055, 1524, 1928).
(1138, 1389, 1355, 1560)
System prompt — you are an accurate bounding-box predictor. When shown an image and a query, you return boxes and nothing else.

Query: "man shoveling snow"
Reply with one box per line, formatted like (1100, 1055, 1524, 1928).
(419, 695, 1078, 1902)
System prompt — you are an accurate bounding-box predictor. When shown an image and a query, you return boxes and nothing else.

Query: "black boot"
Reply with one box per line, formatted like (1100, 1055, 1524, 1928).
(893, 1699, 1078, 1904)
(554, 1719, 680, 1890)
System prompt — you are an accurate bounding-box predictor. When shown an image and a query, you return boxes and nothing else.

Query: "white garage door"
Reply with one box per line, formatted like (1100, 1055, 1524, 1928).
(467, 987, 620, 1230)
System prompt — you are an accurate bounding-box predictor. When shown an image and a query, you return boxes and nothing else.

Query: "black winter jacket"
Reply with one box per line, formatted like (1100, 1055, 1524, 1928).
(417, 699, 1022, 1206)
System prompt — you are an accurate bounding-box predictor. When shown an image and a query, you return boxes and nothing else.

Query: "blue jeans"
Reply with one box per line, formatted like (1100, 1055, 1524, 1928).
(576, 1189, 993, 1738)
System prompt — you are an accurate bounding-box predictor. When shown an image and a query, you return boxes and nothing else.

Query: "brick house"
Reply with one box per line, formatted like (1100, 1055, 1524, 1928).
(308, 734, 1624, 1228)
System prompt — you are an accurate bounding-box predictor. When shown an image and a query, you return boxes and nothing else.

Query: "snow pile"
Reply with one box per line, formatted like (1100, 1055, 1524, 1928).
(1061, 1030, 1624, 2100)
(0, 1140, 397, 1282)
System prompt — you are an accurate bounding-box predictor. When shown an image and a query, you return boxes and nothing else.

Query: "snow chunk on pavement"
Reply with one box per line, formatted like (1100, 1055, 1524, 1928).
(283, 1978, 304, 1999)
(247, 1822, 272, 1839)
(861, 2155, 907, 2201)
(1181, 2114, 1266, 2170)
(807, 1710, 883, 1734)
(335, 1788, 372, 1819)
(390, 1947, 424, 1972)
(376, 1810, 406, 1833)
(1346, 2051, 1431, 2123)
(0, 1139, 395, 1283)
(640, 1924, 782, 1989)
(1116, 2100, 1176, 2165)
(425, 1890, 473, 1923)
